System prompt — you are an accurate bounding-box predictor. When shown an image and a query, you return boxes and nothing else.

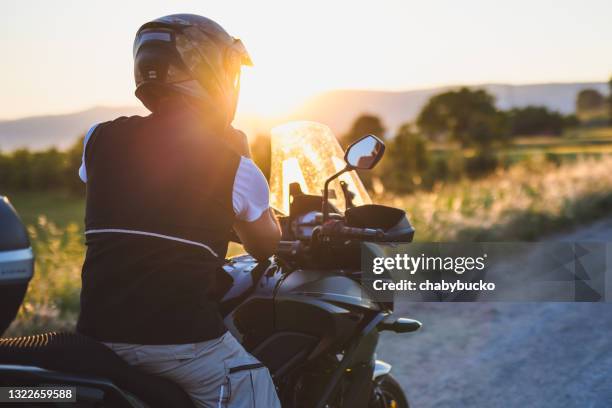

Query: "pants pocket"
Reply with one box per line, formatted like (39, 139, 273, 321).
(220, 358, 280, 408)
(136, 343, 197, 364)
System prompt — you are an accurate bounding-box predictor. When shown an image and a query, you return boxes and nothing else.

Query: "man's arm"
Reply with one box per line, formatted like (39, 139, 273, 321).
(234, 208, 281, 260)
(228, 125, 281, 260)
(78, 123, 100, 183)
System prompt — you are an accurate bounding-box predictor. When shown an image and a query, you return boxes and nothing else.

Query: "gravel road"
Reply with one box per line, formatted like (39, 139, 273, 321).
(377, 218, 612, 407)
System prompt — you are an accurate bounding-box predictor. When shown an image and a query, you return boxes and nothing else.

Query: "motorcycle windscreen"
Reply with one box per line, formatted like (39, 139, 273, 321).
(269, 121, 371, 215)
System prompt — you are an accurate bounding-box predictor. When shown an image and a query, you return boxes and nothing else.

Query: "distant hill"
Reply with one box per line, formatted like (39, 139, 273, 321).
(289, 82, 609, 136)
(0, 82, 608, 151)
(0, 106, 147, 151)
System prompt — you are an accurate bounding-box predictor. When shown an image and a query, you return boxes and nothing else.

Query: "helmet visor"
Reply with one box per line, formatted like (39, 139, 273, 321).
(133, 29, 174, 57)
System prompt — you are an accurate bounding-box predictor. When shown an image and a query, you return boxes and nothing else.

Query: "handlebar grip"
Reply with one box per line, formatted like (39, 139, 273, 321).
(337, 226, 385, 240)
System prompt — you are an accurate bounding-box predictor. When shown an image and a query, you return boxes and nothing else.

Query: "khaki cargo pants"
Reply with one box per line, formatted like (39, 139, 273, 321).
(104, 332, 281, 408)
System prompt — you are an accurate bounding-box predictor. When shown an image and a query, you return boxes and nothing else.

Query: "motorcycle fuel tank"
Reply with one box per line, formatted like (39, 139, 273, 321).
(221, 255, 381, 372)
(221, 255, 282, 351)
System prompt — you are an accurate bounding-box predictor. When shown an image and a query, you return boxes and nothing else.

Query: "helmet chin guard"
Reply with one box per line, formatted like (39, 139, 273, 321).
(133, 14, 252, 127)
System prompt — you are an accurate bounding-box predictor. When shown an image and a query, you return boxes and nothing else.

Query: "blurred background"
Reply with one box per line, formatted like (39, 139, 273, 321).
(1, 1, 612, 406)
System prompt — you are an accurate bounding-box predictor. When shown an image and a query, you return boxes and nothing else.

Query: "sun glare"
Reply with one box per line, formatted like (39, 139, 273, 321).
(237, 67, 325, 119)
(269, 121, 371, 215)
(280, 158, 308, 212)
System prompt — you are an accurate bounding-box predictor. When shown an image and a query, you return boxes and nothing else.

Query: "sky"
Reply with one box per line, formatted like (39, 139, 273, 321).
(1, 0, 611, 120)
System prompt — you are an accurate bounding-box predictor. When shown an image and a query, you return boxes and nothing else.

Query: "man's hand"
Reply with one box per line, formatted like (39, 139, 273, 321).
(233, 208, 281, 261)
(225, 127, 251, 158)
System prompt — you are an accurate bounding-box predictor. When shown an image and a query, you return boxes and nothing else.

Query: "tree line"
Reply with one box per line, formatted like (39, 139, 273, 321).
(330, 80, 612, 193)
(0, 140, 84, 193)
(1, 79, 611, 194)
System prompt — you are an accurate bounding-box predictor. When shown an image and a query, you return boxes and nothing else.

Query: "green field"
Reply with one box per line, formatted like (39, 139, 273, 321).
(7, 190, 85, 228)
(430, 126, 612, 164)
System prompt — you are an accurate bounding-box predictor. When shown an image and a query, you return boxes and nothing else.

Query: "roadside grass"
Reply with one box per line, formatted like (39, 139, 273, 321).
(1, 191, 84, 336)
(5, 217, 82, 336)
(380, 155, 612, 241)
(5, 153, 612, 336)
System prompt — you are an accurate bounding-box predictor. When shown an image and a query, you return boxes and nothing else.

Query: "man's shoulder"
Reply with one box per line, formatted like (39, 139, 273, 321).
(99, 114, 151, 130)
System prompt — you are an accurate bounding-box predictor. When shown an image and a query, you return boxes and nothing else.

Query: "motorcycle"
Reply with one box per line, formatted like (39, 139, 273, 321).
(0, 121, 421, 408)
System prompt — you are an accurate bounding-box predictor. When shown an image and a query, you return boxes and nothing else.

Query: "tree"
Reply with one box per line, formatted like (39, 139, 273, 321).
(64, 135, 86, 193)
(506, 106, 568, 136)
(576, 89, 605, 114)
(30, 148, 65, 190)
(391, 124, 429, 174)
(416, 87, 507, 148)
(563, 114, 580, 129)
(7, 149, 33, 189)
(342, 114, 385, 148)
(383, 124, 430, 192)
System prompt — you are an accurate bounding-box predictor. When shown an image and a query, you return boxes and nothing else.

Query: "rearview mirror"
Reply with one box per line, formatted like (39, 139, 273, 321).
(345, 134, 385, 170)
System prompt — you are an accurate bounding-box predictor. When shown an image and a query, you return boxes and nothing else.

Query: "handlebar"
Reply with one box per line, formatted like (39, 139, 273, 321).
(317, 221, 385, 241)
(275, 224, 385, 259)
(332, 225, 385, 240)
(274, 214, 393, 259)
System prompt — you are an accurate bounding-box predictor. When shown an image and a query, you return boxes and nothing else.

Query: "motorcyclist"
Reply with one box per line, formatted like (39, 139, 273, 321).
(76, 14, 281, 407)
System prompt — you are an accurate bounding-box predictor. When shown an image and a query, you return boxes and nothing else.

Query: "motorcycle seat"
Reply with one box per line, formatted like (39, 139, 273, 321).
(0, 332, 196, 408)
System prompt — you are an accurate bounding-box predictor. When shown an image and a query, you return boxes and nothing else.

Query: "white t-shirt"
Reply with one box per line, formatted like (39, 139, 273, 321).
(79, 124, 270, 223)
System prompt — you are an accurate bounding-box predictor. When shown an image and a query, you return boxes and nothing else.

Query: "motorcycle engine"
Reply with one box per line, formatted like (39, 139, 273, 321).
(0, 196, 34, 335)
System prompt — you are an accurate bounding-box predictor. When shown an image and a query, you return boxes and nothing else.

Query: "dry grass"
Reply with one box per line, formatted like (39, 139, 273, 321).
(5, 217, 83, 336)
(379, 155, 612, 241)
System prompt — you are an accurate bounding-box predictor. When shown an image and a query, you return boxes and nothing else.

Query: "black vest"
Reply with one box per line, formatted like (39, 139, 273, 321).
(76, 112, 240, 344)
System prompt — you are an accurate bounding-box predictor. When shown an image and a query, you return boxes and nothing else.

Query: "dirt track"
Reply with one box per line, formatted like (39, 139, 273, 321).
(377, 218, 612, 408)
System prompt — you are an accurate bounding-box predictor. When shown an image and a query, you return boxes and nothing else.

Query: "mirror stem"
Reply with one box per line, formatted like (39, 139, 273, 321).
(322, 165, 351, 223)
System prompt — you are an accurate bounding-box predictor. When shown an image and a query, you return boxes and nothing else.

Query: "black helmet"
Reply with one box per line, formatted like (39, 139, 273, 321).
(133, 14, 252, 125)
